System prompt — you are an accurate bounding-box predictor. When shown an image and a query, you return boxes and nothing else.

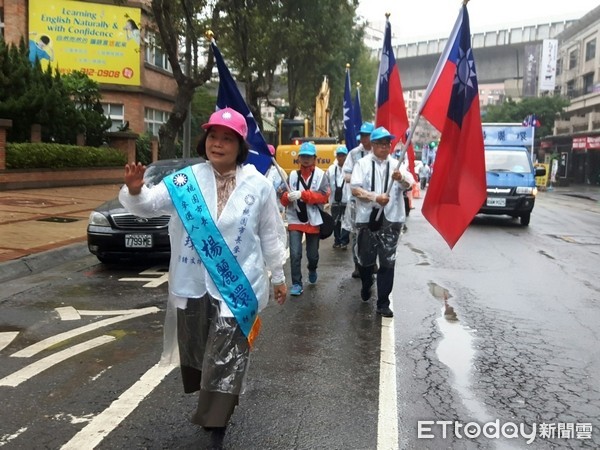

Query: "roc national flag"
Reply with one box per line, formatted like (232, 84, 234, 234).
(210, 40, 271, 174)
(343, 67, 357, 150)
(419, 5, 486, 249)
(375, 16, 415, 177)
(522, 114, 541, 127)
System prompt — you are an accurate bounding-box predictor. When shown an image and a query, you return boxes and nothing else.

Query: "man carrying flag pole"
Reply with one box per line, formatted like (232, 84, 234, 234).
(418, 1, 487, 249)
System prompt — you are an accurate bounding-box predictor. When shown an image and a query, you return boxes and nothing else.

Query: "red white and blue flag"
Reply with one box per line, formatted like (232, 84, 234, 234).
(375, 16, 415, 177)
(211, 40, 271, 175)
(522, 114, 541, 127)
(343, 67, 357, 150)
(419, 5, 486, 249)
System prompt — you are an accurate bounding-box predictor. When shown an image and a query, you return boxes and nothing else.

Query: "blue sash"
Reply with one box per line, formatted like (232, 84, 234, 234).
(164, 166, 260, 341)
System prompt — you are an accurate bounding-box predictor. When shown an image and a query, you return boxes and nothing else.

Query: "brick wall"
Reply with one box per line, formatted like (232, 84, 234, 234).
(0, 167, 123, 190)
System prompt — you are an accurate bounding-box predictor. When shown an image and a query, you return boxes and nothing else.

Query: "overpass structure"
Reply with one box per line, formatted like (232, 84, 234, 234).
(389, 20, 575, 91)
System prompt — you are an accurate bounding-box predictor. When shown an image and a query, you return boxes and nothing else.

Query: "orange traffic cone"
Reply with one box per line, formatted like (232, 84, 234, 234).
(412, 183, 421, 199)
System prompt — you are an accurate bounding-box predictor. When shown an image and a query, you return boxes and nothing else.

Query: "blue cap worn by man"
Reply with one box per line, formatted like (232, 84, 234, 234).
(335, 145, 348, 155)
(298, 142, 317, 156)
(355, 122, 375, 142)
(370, 126, 396, 142)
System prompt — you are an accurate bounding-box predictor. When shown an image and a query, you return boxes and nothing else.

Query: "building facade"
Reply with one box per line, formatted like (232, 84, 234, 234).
(0, 0, 176, 139)
(549, 5, 600, 185)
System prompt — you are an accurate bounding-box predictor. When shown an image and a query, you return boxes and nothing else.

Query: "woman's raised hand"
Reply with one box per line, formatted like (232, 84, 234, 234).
(124, 162, 146, 195)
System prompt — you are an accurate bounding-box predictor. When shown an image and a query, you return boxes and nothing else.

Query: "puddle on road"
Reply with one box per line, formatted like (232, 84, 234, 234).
(429, 282, 491, 422)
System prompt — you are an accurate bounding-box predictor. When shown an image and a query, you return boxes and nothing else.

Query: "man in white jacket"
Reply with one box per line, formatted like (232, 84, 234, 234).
(351, 126, 415, 318)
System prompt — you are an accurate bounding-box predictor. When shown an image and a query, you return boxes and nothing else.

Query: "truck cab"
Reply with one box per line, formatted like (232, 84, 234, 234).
(478, 124, 546, 226)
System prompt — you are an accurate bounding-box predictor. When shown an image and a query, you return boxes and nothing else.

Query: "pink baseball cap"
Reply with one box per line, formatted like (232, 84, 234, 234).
(267, 144, 276, 156)
(202, 108, 248, 140)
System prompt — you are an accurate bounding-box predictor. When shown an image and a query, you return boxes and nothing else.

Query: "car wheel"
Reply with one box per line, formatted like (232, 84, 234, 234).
(520, 213, 531, 226)
(97, 254, 119, 264)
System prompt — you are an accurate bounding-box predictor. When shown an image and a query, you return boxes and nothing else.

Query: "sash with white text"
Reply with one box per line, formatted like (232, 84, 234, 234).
(164, 166, 259, 340)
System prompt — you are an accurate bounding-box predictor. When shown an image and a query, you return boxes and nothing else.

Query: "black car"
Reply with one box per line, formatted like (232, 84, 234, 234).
(87, 158, 204, 263)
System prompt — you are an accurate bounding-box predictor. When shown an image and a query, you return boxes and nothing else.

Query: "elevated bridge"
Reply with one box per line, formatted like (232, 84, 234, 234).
(389, 20, 574, 90)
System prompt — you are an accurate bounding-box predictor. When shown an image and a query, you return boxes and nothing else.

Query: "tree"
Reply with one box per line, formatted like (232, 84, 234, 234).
(483, 96, 570, 138)
(62, 71, 112, 147)
(147, 0, 218, 158)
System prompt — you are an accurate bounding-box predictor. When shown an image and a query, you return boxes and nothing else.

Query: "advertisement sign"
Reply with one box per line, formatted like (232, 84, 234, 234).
(522, 44, 539, 97)
(482, 125, 533, 147)
(535, 163, 549, 187)
(29, 0, 141, 86)
(539, 39, 558, 92)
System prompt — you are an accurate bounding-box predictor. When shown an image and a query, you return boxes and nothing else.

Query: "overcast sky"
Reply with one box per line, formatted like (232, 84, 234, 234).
(357, 0, 599, 44)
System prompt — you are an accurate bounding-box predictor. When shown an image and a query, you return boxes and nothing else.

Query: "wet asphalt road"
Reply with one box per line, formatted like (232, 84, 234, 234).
(0, 190, 599, 449)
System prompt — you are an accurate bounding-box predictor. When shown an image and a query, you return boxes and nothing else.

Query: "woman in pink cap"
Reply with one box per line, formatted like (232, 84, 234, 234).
(119, 107, 288, 435)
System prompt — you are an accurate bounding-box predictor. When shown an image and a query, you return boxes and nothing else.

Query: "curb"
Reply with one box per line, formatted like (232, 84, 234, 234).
(0, 243, 90, 283)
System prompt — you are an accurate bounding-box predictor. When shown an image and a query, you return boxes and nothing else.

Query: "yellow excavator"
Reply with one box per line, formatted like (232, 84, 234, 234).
(275, 76, 339, 174)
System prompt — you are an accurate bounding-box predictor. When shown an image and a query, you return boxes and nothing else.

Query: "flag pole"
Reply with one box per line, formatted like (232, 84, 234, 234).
(530, 124, 536, 163)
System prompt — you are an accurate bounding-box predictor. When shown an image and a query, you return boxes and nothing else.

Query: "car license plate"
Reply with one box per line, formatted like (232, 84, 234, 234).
(125, 234, 153, 248)
(486, 197, 506, 207)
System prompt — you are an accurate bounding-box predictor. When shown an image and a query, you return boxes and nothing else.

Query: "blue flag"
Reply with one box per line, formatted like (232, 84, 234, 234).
(210, 41, 271, 174)
(343, 68, 357, 150)
(352, 86, 362, 144)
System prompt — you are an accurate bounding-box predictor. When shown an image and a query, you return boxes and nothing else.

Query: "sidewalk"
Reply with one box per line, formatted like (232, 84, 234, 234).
(0, 184, 121, 280)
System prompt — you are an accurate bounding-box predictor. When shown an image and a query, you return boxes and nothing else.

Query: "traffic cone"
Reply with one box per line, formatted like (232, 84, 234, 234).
(412, 183, 421, 199)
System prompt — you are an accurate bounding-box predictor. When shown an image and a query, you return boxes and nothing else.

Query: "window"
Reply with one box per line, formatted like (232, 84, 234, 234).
(0, 8, 4, 39)
(566, 80, 576, 97)
(144, 32, 172, 72)
(145, 108, 169, 136)
(556, 58, 562, 76)
(569, 49, 578, 70)
(101, 103, 125, 132)
(583, 72, 594, 94)
(585, 39, 596, 62)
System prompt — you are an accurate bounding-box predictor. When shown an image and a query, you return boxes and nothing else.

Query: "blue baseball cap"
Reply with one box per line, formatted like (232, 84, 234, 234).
(298, 142, 317, 156)
(370, 126, 395, 142)
(359, 122, 375, 135)
(335, 145, 348, 155)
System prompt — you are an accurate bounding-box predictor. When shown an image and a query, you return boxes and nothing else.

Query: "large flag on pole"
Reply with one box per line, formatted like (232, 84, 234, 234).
(343, 66, 357, 150)
(419, 5, 486, 249)
(353, 83, 363, 141)
(210, 39, 271, 174)
(375, 15, 415, 177)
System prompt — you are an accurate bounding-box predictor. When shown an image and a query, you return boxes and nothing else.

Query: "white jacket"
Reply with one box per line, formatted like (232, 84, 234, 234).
(350, 153, 415, 224)
(327, 162, 351, 204)
(119, 162, 287, 316)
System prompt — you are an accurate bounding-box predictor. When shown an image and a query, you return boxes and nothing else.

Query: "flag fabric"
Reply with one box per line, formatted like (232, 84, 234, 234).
(375, 17, 415, 177)
(353, 86, 363, 142)
(419, 5, 487, 249)
(343, 68, 357, 150)
(522, 114, 541, 127)
(210, 40, 271, 174)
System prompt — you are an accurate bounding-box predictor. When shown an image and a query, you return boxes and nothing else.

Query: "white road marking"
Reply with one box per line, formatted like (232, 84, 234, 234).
(119, 266, 169, 288)
(377, 316, 399, 450)
(0, 336, 115, 387)
(0, 427, 28, 447)
(60, 363, 175, 450)
(56, 307, 161, 320)
(0, 332, 18, 351)
(11, 307, 160, 358)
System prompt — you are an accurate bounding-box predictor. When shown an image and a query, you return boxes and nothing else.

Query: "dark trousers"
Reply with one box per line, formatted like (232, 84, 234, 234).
(358, 264, 395, 309)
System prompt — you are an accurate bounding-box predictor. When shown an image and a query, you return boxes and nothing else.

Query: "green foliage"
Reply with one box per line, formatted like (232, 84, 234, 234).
(6, 143, 126, 169)
(483, 96, 570, 138)
(136, 132, 154, 165)
(0, 39, 110, 145)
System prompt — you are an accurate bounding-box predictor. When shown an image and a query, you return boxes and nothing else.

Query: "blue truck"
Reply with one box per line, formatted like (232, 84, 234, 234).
(478, 124, 546, 226)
